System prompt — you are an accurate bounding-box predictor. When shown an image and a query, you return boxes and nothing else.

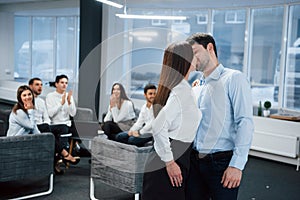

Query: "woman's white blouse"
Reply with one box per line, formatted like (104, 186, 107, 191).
(104, 100, 136, 123)
(152, 79, 202, 162)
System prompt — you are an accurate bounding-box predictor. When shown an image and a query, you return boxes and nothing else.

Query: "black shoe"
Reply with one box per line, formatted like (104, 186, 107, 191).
(54, 159, 65, 175)
(74, 143, 81, 152)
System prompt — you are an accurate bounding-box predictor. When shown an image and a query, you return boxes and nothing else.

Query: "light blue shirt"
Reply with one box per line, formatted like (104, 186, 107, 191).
(193, 64, 254, 170)
(7, 109, 41, 136)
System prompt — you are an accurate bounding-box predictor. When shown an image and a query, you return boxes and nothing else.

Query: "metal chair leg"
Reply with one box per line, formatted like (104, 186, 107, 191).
(90, 177, 98, 200)
(9, 174, 53, 200)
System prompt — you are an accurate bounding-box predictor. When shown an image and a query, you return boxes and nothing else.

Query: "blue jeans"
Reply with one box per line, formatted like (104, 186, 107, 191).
(115, 131, 152, 147)
(186, 149, 239, 200)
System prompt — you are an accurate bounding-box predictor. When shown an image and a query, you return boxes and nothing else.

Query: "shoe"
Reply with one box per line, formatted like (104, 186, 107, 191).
(54, 159, 65, 175)
(72, 143, 81, 156)
(63, 153, 80, 165)
(74, 143, 81, 152)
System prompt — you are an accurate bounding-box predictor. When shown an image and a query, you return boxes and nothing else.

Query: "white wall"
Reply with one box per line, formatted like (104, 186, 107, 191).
(0, 12, 14, 81)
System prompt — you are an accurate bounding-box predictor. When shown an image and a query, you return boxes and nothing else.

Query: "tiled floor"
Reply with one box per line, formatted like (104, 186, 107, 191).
(1, 156, 300, 200)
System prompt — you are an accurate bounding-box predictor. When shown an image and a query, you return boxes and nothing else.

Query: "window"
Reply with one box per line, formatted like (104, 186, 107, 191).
(284, 5, 300, 110)
(249, 7, 284, 108)
(31, 17, 55, 81)
(14, 16, 31, 80)
(100, 8, 209, 112)
(101, 2, 300, 114)
(197, 14, 208, 24)
(212, 9, 246, 72)
(225, 10, 245, 24)
(14, 15, 79, 92)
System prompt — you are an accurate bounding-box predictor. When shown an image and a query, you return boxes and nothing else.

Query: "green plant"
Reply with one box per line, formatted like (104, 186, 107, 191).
(264, 101, 272, 110)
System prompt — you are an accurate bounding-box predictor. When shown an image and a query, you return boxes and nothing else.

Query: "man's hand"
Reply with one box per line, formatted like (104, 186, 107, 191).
(221, 166, 242, 188)
(128, 130, 139, 137)
(128, 130, 133, 136)
(67, 90, 73, 105)
(61, 92, 66, 105)
(132, 130, 140, 137)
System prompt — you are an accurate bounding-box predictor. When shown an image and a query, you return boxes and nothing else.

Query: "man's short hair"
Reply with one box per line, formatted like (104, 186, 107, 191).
(186, 32, 218, 58)
(28, 77, 42, 85)
(144, 84, 156, 94)
(55, 74, 69, 83)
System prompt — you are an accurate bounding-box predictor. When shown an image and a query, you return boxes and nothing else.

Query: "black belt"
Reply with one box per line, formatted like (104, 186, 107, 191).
(193, 149, 233, 161)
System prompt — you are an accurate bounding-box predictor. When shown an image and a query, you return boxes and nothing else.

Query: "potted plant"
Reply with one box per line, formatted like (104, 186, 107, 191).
(263, 101, 272, 117)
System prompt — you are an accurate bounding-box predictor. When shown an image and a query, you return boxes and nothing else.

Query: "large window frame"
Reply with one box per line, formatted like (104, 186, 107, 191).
(14, 15, 80, 99)
(100, 2, 300, 115)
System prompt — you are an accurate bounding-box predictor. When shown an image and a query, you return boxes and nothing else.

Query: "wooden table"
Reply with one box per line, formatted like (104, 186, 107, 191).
(270, 114, 300, 122)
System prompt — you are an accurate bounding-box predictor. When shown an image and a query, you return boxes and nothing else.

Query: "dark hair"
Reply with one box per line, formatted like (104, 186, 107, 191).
(55, 74, 69, 83)
(186, 32, 218, 58)
(153, 41, 193, 117)
(12, 85, 35, 114)
(144, 84, 156, 94)
(111, 83, 130, 101)
(111, 83, 131, 110)
(28, 77, 41, 85)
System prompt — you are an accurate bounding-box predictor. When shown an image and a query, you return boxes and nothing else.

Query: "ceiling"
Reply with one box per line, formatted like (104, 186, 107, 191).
(0, 0, 299, 9)
(0, 0, 44, 3)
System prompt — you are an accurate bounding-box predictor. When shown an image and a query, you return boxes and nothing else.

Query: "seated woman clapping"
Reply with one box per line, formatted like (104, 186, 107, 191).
(102, 83, 136, 140)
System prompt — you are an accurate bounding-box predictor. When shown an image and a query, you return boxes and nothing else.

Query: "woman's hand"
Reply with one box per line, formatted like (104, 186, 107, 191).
(109, 94, 118, 108)
(24, 101, 34, 110)
(165, 160, 182, 187)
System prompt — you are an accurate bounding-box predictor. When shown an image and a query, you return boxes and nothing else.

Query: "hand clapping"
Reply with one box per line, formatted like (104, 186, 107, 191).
(67, 90, 73, 105)
(62, 91, 73, 105)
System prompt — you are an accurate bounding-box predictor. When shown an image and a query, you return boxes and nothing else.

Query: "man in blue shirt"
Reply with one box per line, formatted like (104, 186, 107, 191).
(186, 33, 254, 200)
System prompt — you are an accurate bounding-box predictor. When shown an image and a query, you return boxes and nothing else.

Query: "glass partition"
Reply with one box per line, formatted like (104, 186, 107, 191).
(249, 7, 284, 107)
(212, 9, 246, 72)
(14, 15, 79, 93)
(14, 16, 31, 80)
(284, 5, 300, 110)
(32, 17, 55, 82)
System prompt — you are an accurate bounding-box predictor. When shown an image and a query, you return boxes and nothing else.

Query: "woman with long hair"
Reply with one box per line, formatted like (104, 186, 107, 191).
(142, 41, 202, 200)
(7, 85, 40, 136)
(102, 83, 136, 140)
(7, 85, 79, 174)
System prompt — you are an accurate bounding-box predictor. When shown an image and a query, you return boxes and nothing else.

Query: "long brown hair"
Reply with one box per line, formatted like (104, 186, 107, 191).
(12, 85, 35, 114)
(111, 83, 130, 109)
(153, 41, 193, 117)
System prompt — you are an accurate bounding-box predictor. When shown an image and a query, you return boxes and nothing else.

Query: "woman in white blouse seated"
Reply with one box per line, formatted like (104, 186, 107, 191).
(142, 41, 202, 200)
(102, 83, 136, 140)
(7, 85, 40, 136)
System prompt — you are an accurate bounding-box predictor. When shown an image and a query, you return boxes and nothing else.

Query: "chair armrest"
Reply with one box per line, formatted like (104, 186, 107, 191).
(74, 107, 93, 121)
